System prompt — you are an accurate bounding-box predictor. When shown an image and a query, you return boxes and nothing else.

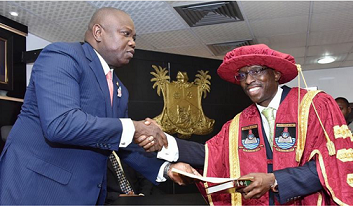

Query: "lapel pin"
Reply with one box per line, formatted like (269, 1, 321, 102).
(117, 86, 122, 97)
(116, 82, 122, 97)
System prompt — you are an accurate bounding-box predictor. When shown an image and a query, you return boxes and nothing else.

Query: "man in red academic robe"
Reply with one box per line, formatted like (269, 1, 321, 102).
(162, 44, 353, 205)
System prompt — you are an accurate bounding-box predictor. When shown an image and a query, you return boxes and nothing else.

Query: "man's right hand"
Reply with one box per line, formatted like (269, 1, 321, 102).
(167, 162, 201, 185)
(132, 119, 168, 152)
(238, 173, 275, 200)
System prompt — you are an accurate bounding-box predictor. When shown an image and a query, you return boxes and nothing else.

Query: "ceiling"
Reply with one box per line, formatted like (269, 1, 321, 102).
(1, 1, 353, 71)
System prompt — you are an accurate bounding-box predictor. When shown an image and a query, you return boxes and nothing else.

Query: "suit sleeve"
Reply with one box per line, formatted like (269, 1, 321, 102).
(33, 43, 122, 150)
(274, 160, 322, 204)
(118, 143, 164, 184)
(175, 138, 205, 169)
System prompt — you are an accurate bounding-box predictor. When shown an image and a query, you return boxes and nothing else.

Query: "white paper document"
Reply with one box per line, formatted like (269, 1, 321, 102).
(171, 168, 237, 184)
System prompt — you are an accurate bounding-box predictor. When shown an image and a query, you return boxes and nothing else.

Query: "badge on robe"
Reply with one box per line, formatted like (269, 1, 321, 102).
(241, 125, 260, 151)
(275, 123, 296, 151)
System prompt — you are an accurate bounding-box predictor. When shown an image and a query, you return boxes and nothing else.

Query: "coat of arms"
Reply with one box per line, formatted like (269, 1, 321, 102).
(150, 65, 215, 139)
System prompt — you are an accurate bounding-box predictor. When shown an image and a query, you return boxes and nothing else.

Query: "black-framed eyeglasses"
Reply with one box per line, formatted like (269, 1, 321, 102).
(235, 66, 269, 81)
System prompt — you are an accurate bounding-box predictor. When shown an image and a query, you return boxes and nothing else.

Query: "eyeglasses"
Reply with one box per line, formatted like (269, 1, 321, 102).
(235, 66, 269, 81)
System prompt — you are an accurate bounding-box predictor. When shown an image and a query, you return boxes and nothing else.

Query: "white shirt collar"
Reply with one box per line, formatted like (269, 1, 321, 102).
(93, 49, 114, 75)
(256, 86, 283, 114)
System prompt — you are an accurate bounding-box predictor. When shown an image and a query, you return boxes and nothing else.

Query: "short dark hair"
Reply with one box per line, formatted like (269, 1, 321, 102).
(335, 97, 350, 107)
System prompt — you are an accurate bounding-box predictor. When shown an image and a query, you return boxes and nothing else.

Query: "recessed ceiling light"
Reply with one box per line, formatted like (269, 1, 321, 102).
(317, 56, 335, 64)
(9, 11, 19, 17)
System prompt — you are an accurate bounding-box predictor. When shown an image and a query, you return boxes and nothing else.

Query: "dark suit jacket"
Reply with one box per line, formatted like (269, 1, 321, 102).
(0, 42, 164, 205)
(176, 86, 322, 204)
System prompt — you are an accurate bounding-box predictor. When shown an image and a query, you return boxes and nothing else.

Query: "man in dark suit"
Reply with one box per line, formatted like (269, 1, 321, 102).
(0, 7, 196, 205)
(162, 44, 353, 205)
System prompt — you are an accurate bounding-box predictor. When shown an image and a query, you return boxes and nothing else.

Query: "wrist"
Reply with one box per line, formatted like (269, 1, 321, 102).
(271, 178, 278, 192)
(163, 162, 172, 180)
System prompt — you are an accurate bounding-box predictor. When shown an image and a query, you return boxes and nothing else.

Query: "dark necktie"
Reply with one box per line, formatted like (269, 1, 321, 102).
(109, 151, 134, 194)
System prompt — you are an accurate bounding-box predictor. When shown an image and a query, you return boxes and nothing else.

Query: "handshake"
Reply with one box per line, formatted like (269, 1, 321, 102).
(132, 118, 168, 152)
(132, 118, 201, 185)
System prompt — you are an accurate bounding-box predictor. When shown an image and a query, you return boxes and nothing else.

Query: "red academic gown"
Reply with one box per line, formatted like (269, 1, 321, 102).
(198, 87, 353, 205)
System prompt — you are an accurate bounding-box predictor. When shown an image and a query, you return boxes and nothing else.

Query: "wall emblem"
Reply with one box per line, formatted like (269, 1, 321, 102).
(150, 65, 215, 139)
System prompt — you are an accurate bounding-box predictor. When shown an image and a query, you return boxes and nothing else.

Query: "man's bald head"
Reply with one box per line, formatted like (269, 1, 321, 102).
(84, 7, 136, 68)
(84, 7, 131, 43)
(88, 8, 127, 31)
